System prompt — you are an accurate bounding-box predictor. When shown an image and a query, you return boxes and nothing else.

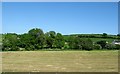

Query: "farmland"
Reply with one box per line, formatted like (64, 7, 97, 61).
(82, 38, 115, 43)
(1, 28, 119, 72)
(2, 50, 118, 72)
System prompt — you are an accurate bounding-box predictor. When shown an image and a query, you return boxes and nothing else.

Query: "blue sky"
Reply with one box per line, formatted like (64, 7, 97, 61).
(2, 2, 118, 35)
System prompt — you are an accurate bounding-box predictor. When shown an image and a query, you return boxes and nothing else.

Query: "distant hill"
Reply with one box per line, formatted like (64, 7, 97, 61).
(63, 34, 118, 43)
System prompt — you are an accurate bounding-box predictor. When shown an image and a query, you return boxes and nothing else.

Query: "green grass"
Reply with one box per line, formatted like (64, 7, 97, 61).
(2, 50, 118, 72)
(81, 38, 115, 43)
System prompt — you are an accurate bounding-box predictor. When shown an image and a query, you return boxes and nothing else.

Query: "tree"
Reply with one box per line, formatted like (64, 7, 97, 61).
(102, 33, 107, 38)
(55, 33, 64, 49)
(28, 28, 44, 38)
(67, 36, 83, 50)
(28, 28, 45, 49)
(45, 31, 56, 48)
(117, 33, 120, 40)
(115, 44, 120, 49)
(49, 31, 56, 38)
(105, 43, 116, 50)
(67, 36, 75, 49)
(117, 33, 120, 36)
(93, 44, 102, 50)
(18, 33, 30, 48)
(35, 34, 45, 49)
(2, 33, 19, 51)
(73, 37, 83, 49)
(82, 38, 93, 51)
(96, 40, 107, 49)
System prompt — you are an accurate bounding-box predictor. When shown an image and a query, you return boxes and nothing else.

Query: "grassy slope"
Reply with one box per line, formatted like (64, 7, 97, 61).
(2, 50, 118, 72)
(64, 34, 117, 43)
(85, 38, 115, 43)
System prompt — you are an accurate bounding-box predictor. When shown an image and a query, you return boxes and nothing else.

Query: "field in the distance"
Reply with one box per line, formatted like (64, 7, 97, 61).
(2, 50, 118, 72)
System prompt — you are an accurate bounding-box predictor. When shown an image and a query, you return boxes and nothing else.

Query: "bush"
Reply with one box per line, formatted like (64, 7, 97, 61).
(2, 47, 11, 51)
(105, 43, 116, 50)
(82, 39, 93, 51)
(102, 33, 107, 38)
(96, 40, 107, 49)
(63, 44, 69, 49)
(11, 46, 19, 51)
(78, 45, 82, 50)
(25, 45, 35, 51)
(93, 44, 102, 50)
(82, 44, 93, 51)
(115, 44, 120, 49)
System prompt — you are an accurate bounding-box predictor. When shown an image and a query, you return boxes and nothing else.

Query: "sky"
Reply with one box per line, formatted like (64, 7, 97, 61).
(2, 2, 118, 35)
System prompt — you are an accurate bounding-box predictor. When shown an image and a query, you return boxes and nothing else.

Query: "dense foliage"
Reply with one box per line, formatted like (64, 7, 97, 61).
(1, 28, 120, 51)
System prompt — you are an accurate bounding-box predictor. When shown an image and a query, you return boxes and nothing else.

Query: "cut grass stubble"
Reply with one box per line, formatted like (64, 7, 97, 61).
(2, 50, 118, 72)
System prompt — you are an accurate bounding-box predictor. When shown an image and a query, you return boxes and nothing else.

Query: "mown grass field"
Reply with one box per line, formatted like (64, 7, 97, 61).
(2, 50, 118, 72)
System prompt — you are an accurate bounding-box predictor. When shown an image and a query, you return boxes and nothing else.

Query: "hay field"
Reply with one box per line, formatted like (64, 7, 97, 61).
(2, 50, 118, 72)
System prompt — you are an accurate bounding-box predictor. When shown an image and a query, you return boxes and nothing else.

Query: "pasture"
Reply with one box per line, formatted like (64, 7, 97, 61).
(2, 50, 118, 72)
(77, 38, 116, 43)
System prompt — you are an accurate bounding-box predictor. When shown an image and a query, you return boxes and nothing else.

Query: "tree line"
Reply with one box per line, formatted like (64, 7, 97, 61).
(71, 33, 118, 39)
(2, 28, 120, 51)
